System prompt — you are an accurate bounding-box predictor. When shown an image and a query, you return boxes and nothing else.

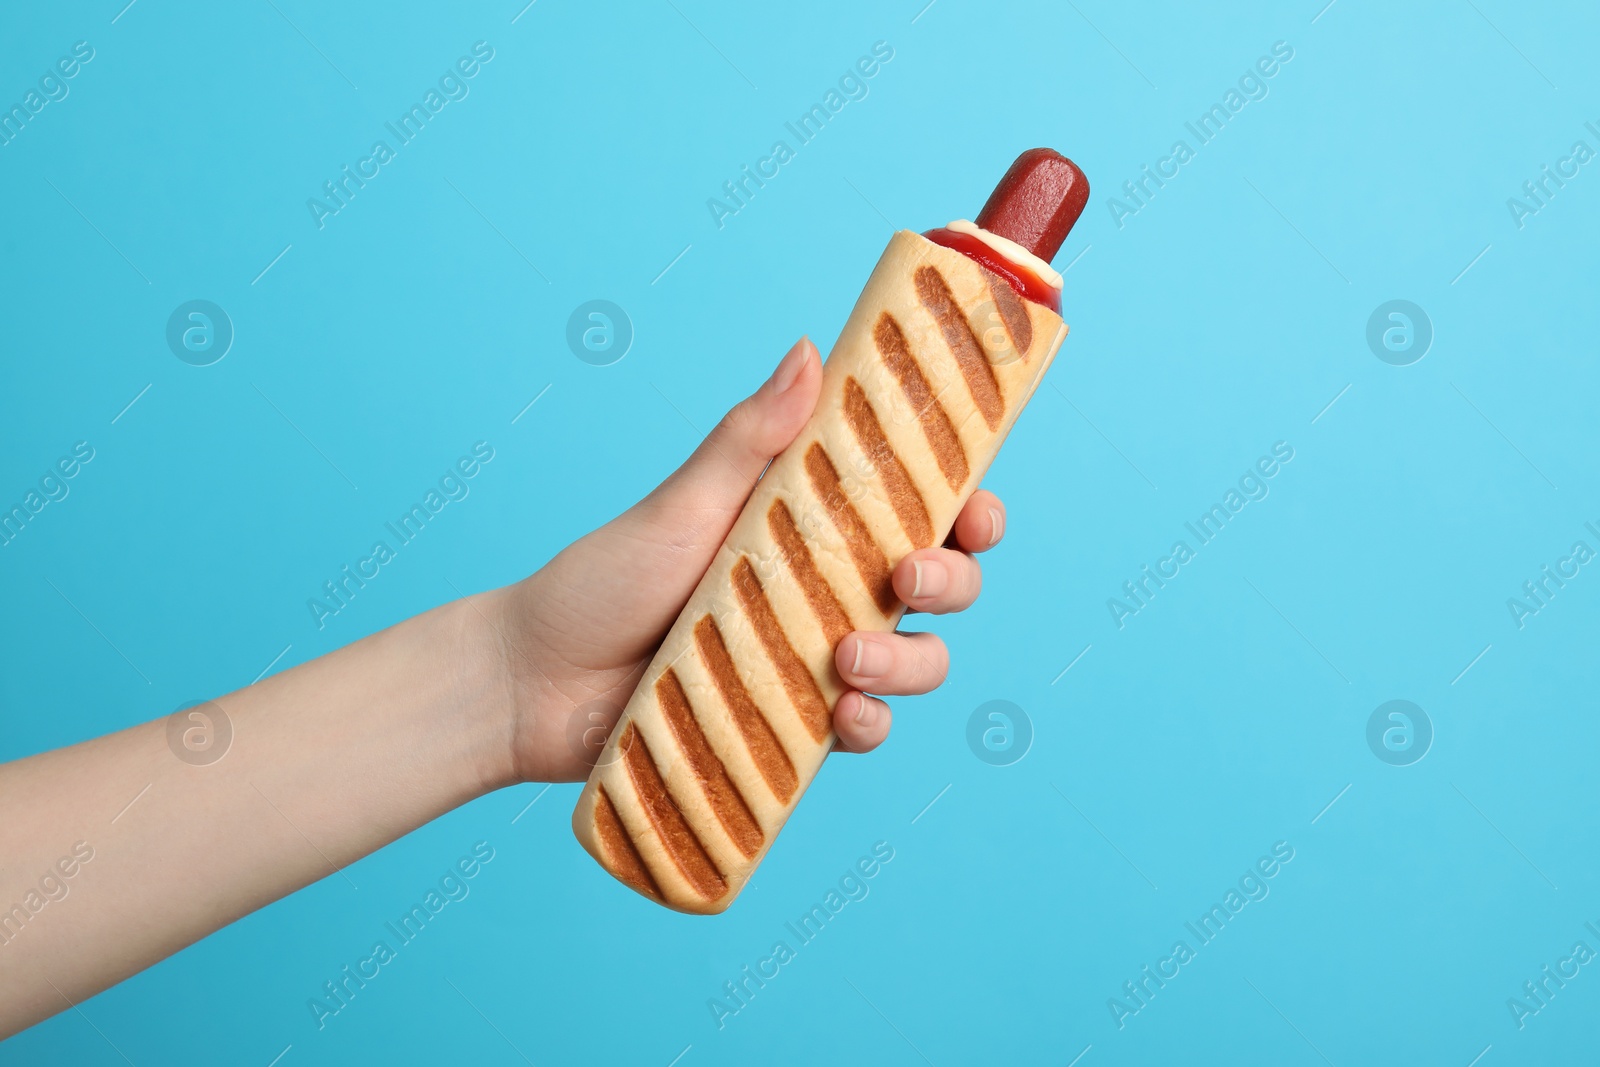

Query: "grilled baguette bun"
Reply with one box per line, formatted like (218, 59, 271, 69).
(573, 229, 1067, 913)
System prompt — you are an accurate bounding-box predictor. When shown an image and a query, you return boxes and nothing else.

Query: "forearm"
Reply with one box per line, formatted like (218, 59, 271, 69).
(0, 590, 518, 1036)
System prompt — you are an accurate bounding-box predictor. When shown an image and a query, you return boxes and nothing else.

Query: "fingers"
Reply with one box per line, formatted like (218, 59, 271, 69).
(949, 489, 1006, 553)
(832, 691, 892, 753)
(835, 630, 949, 697)
(892, 547, 982, 616)
(829, 630, 950, 754)
(830, 599, 956, 757)
(897, 490, 1002, 615)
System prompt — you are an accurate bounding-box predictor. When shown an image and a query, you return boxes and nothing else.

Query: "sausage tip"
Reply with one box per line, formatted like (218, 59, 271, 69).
(973, 148, 1090, 264)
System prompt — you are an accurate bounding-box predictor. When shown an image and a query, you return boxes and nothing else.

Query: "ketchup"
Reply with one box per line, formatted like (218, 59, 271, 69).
(922, 227, 1061, 313)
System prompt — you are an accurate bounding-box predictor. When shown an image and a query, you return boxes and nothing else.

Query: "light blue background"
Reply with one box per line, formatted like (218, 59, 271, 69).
(2, 0, 1597, 1063)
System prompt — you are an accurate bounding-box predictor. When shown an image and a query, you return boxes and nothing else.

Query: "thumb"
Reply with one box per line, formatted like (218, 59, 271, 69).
(631, 336, 822, 543)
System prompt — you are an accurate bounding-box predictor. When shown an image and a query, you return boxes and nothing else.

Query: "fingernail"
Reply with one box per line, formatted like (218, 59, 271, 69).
(987, 507, 1004, 546)
(850, 636, 890, 679)
(853, 694, 881, 728)
(769, 337, 811, 395)
(909, 558, 948, 600)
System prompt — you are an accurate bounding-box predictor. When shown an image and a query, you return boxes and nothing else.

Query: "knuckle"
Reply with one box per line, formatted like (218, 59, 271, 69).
(910, 637, 948, 688)
(960, 557, 983, 604)
(714, 401, 753, 443)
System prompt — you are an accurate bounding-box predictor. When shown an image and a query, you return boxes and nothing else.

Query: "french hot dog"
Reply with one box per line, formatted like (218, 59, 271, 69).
(573, 149, 1090, 913)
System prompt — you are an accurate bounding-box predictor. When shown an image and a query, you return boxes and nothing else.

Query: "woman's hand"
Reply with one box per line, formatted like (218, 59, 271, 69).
(491, 336, 1007, 783)
(0, 334, 1010, 1034)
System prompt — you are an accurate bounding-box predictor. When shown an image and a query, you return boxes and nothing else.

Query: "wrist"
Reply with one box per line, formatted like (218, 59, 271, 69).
(431, 588, 527, 795)
(481, 574, 607, 785)
(474, 579, 573, 786)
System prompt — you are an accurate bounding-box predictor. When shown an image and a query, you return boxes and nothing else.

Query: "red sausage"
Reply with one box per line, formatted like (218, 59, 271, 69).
(974, 148, 1090, 263)
(923, 148, 1089, 311)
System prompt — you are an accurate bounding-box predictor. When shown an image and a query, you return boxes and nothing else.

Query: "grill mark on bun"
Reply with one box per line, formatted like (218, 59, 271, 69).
(840, 378, 935, 548)
(595, 784, 662, 901)
(914, 267, 1004, 431)
(985, 267, 1033, 355)
(803, 443, 897, 614)
(619, 722, 726, 899)
(767, 500, 857, 643)
(731, 557, 833, 742)
(691, 614, 799, 804)
(873, 312, 970, 490)
(654, 668, 763, 858)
